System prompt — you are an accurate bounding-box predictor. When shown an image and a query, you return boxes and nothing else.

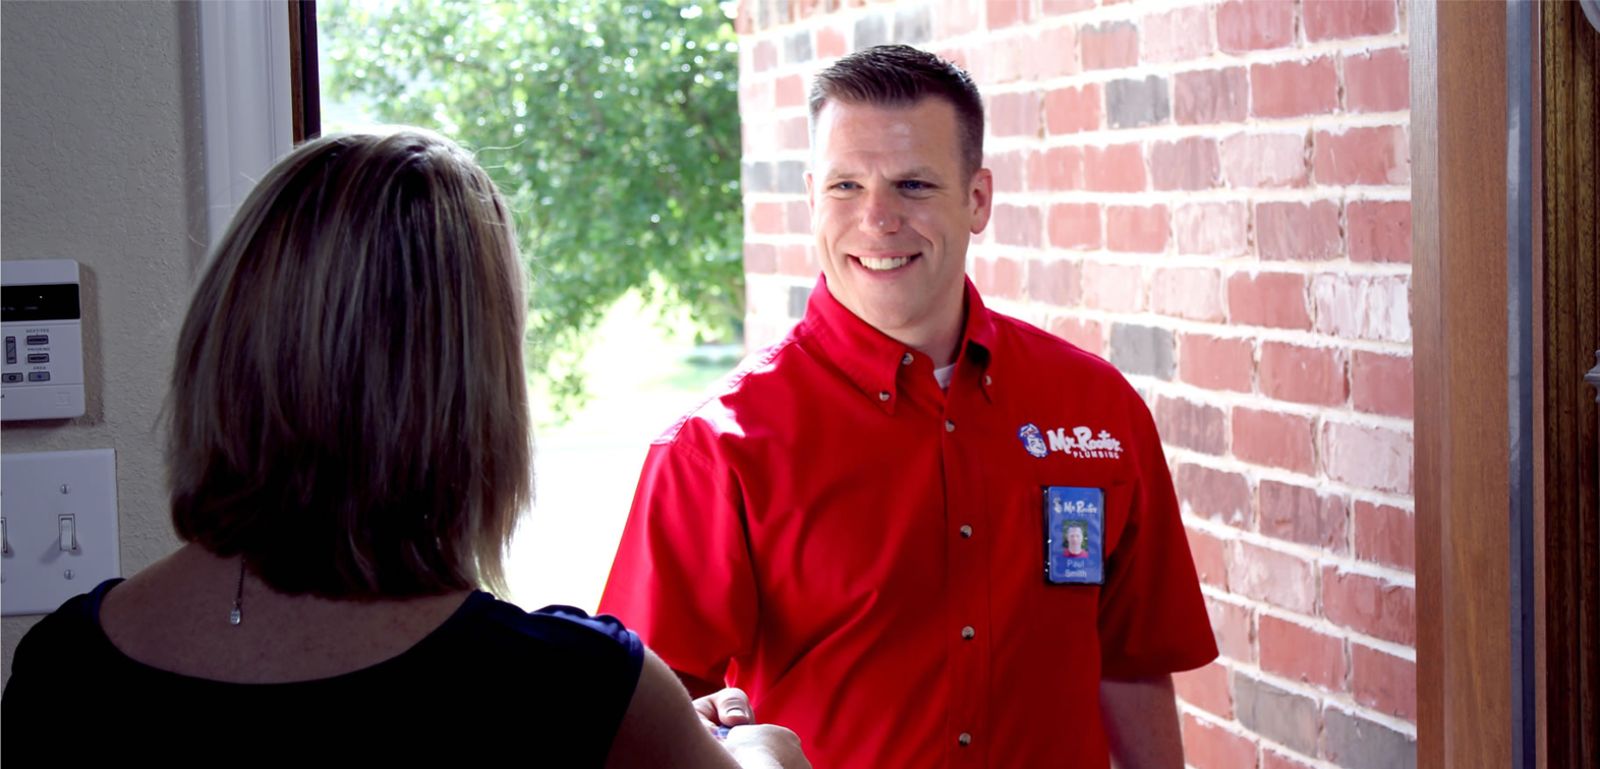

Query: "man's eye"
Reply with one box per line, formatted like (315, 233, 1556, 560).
(899, 180, 933, 192)
(830, 181, 860, 191)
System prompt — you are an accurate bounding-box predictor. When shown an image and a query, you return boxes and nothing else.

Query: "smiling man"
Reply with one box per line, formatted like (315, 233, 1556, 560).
(600, 45, 1217, 769)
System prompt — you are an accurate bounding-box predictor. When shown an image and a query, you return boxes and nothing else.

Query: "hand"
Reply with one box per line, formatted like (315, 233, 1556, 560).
(693, 687, 754, 734)
(722, 724, 811, 769)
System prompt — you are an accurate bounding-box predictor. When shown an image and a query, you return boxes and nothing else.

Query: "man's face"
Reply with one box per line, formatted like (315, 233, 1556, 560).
(1066, 527, 1084, 552)
(806, 98, 992, 352)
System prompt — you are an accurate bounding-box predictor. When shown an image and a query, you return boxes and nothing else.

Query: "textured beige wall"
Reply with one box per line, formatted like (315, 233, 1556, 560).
(1, 0, 207, 683)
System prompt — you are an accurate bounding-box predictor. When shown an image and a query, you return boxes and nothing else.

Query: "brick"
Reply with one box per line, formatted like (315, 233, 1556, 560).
(1047, 203, 1101, 250)
(970, 256, 1025, 299)
(1031, 25, 1081, 79)
(785, 201, 809, 234)
(743, 161, 776, 193)
(777, 244, 814, 275)
(1322, 567, 1417, 645)
(787, 285, 811, 319)
(1156, 396, 1228, 455)
(1354, 500, 1414, 570)
(1256, 200, 1343, 261)
(1351, 643, 1417, 719)
(1345, 47, 1410, 112)
(1232, 407, 1316, 474)
(1106, 205, 1169, 253)
(1322, 420, 1413, 494)
(1110, 323, 1174, 380)
(1314, 126, 1410, 185)
(753, 39, 778, 72)
(1084, 143, 1147, 192)
(989, 91, 1040, 138)
(1259, 480, 1349, 553)
(1311, 274, 1411, 343)
(1177, 463, 1253, 528)
(745, 242, 778, 274)
(1218, 0, 1295, 53)
(1347, 200, 1412, 263)
(1186, 525, 1230, 588)
(1106, 76, 1170, 128)
(1042, 0, 1097, 14)
(894, 5, 933, 44)
(1233, 672, 1321, 756)
(1150, 137, 1220, 191)
(784, 31, 813, 64)
(1228, 540, 1318, 613)
(1252, 57, 1340, 119)
(1175, 662, 1235, 720)
(987, 0, 1031, 29)
(992, 204, 1043, 247)
(779, 115, 809, 150)
(816, 25, 848, 59)
(1179, 333, 1253, 393)
(1028, 146, 1084, 191)
(1049, 316, 1104, 356)
(1081, 21, 1138, 71)
(1208, 595, 1256, 662)
(1228, 272, 1312, 330)
(935, 0, 984, 38)
(1176, 67, 1248, 125)
(1352, 350, 1413, 418)
(750, 202, 785, 234)
(1304, 0, 1400, 42)
(774, 75, 805, 108)
(740, 78, 771, 113)
(989, 150, 1026, 194)
(1174, 201, 1249, 257)
(1260, 342, 1348, 406)
(1263, 749, 1319, 769)
(1044, 83, 1102, 135)
(1323, 707, 1418, 769)
(990, 31, 1041, 84)
(1221, 133, 1310, 189)
(1150, 267, 1225, 322)
(1259, 614, 1347, 691)
(1181, 713, 1260, 769)
(1027, 258, 1080, 305)
(1143, 5, 1214, 63)
(775, 161, 806, 194)
(854, 14, 888, 50)
(1083, 262, 1144, 312)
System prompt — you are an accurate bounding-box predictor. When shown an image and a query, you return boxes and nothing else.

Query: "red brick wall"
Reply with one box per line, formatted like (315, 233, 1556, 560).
(736, 1, 1415, 767)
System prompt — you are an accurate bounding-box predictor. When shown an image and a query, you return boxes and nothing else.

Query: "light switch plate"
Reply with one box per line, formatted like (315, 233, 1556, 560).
(1, 448, 119, 615)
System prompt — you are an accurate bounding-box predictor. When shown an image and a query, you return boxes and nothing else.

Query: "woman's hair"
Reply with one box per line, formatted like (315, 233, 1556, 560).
(166, 128, 531, 599)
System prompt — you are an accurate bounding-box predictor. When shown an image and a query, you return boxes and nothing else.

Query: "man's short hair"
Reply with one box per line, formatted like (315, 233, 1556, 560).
(166, 129, 532, 599)
(808, 44, 985, 178)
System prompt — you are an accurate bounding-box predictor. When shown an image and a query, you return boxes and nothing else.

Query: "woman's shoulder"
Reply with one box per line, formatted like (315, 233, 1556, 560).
(429, 593, 645, 672)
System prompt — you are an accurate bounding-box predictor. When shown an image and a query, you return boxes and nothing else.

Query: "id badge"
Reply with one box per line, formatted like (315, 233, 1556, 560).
(1044, 486, 1105, 585)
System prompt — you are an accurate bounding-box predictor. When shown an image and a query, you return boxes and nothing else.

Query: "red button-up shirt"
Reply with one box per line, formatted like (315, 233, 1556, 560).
(600, 277, 1216, 768)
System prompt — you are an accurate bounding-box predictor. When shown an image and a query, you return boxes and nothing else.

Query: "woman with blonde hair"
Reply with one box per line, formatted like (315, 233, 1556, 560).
(2, 129, 807, 768)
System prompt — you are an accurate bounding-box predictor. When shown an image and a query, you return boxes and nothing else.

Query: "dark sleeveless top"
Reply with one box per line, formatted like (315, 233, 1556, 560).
(2, 579, 644, 764)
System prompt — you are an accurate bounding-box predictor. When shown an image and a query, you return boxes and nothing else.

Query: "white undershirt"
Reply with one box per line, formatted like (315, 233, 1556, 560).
(933, 363, 956, 390)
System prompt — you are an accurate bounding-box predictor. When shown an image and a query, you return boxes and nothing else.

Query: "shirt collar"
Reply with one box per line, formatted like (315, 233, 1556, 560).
(797, 275, 998, 411)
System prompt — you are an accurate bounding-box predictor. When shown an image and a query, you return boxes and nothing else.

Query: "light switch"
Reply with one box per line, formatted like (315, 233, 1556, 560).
(0, 449, 118, 615)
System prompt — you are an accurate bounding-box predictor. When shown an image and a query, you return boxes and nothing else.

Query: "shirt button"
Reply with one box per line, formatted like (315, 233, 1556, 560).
(959, 524, 973, 538)
(961, 625, 975, 640)
(945, 420, 956, 432)
(958, 733, 972, 747)
(901, 352, 914, 366)
(878, 391, 891, 402)
(984, 374, 993, 386)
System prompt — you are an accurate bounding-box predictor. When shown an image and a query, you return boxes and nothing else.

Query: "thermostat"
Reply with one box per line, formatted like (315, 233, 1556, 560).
(2, 259, 86, 420)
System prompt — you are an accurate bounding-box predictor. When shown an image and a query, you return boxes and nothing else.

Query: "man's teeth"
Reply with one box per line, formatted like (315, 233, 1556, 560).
(859, 255, 911, 271)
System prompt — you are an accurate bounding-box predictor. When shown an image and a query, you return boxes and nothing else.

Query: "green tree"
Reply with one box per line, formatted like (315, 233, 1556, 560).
(320, 0, 743, 407)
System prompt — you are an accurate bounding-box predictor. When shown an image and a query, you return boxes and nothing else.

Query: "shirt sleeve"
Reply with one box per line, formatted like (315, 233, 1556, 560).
(598, 425, 759, 686)
(1096, 390, 1219, 680)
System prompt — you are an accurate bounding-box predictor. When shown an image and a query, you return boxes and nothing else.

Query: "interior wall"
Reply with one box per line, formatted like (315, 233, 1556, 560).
(1, 0, 208, 683)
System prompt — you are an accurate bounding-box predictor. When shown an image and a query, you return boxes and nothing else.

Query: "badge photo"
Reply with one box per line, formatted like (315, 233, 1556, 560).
(1043, 486, 1105, 585)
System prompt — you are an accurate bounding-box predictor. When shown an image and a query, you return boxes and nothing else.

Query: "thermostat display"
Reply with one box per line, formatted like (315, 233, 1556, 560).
(2, 259, 85, 420)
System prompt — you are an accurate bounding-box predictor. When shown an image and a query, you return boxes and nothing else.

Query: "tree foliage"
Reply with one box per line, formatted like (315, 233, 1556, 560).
(320, 0, 743, 406)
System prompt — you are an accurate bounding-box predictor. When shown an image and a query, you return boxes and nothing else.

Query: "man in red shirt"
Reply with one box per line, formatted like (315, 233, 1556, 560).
(601, 45, 1217, 768)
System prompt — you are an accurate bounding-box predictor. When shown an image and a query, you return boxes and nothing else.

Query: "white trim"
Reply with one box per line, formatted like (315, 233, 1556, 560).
(199, 0, 294, 248)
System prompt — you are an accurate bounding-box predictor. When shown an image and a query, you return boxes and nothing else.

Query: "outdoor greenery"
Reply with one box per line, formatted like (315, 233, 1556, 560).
(320, 0, 744, 406)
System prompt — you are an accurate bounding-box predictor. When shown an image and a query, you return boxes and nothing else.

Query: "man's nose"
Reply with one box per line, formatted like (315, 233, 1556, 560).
(859, 190, 902, 235)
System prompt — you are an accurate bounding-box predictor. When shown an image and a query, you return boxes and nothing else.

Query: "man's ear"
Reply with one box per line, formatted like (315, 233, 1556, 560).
(804, 171, 815, 217)
(968, 168, 994, 234)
